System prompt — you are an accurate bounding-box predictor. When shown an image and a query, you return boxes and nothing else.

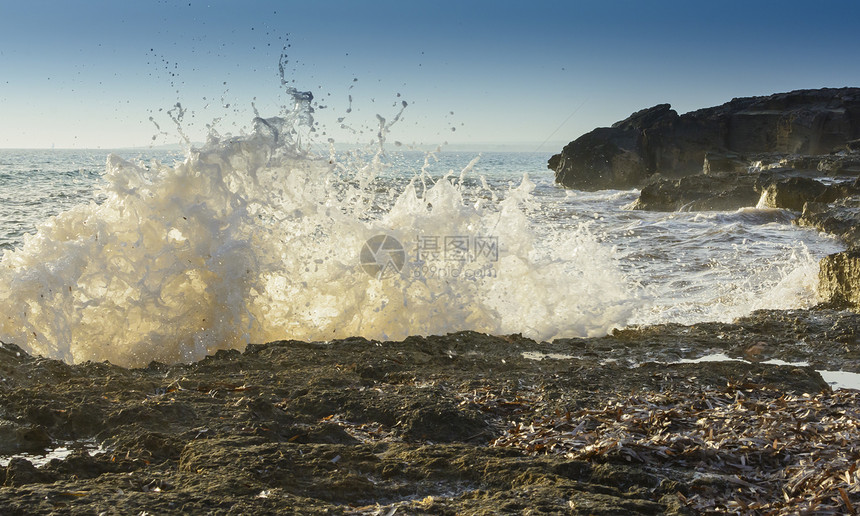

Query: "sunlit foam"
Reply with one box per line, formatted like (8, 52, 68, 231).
(0, 99, 639, 367)
(631, 240, 824, 327)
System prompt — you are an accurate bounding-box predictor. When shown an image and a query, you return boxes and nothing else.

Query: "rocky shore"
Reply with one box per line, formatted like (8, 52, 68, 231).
(2, 309, 860, 514)
(549, 88, 860, 310)
(2, 89, 860, 515)
(549, 88, 860, 191)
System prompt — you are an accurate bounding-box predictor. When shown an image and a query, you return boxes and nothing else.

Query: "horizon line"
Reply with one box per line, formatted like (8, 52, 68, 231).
(0, 140, 571, 153)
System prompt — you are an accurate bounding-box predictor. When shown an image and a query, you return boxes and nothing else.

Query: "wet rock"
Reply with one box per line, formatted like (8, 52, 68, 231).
(43, 449, 129, 480)
(1, 326, 860, 513)
(397, 399, 490, 443)
(550, 125, 650, 190)
(297, 423, 359, 444)
(101, 426, 187, 463)
(819, 248, 860, 309)
(628, 172, 762, 211)
(758, 176, 829, 211)
(758, 176, 860, 211)
(703, 152, 751, 174)
(815, 153, 860, 175)
(3, 458, 53, 487)
(550, 88, 860, 190)
(810, 179, 860, 203)
(797, 196, 860, 247)
(632, 171, 860, 213)
(550, 104, 678, 190)
(0, 421, 51, 454)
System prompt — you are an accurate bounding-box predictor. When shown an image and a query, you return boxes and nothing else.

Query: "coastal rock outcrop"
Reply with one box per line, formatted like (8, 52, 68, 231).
(819, 248, 860, 309)
(758, 176, 830, 211)
(756, 175, 860, 212)
(550, 88, 860, 190)
(628, 167, 860, 212)
(627, 172, 762, 211)
(797, 196, 860, 246)
(550, 88, 860, 313)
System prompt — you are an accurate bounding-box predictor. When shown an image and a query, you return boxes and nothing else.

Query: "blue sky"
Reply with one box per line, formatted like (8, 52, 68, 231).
(1, 1, 859, 150)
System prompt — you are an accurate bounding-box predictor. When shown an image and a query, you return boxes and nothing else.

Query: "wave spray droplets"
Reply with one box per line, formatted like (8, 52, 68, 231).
(0, 93, 637, 367)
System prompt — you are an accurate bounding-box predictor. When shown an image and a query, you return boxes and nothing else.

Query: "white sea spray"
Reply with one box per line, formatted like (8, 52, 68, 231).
(0, 110, 639, 367)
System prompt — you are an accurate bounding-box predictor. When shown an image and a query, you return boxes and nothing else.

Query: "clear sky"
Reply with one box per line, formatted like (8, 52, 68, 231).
(1, 0, 859, 150)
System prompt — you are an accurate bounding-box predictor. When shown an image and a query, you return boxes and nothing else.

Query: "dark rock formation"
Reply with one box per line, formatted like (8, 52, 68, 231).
(3, 458, 53, 487)
(550, 88, 860, 190)
(628, 172, 763, 211)
(629, 161, 860, 212)
(0, 421, 51, 455)
(758, 177, 860, 211)
(703, 152, 750, 174)
(797, 196, 860, 247)
(550, 104, 676, 190)
(628, 166, 860, 212)
(758, 177, 829, 211)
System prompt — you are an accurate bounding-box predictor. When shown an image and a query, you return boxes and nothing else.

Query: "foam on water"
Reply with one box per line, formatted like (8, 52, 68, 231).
(0, 106, 638, 367)
(630, 238, 826, 326)
(606, 201, 843, 327)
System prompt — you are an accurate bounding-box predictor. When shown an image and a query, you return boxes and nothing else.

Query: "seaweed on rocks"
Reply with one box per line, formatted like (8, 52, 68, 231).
(0, 322, 859, 514)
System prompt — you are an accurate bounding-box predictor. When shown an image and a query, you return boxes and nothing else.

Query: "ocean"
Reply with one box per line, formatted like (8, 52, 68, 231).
(0, 116, 844, 368)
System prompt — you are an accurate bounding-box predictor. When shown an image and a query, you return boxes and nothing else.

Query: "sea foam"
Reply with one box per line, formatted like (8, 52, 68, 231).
(0, 99, 638, 367)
